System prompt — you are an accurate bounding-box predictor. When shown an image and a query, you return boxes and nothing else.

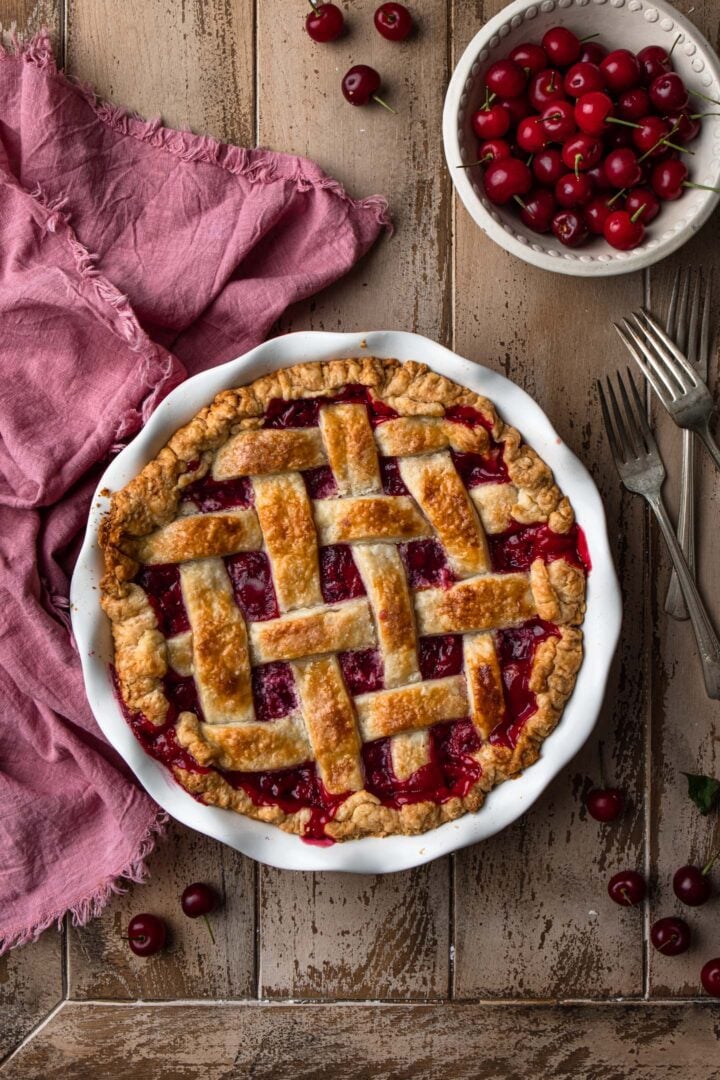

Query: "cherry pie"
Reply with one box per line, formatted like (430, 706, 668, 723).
(99, 358, 587, 843)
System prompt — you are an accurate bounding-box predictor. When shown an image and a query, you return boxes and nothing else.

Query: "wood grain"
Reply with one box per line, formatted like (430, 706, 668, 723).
(450, 0, 649, 999)
(254, 0, 453, 1001)
(0, 0, 59, 45)
(67, 821, 256, 1000)
(66, 0, 254, 145)
(4, 1001, 720, 1079)
(0, 929, 63, 1063)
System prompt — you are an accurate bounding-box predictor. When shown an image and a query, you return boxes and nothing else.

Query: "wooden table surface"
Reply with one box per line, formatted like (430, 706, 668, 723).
(1, 1, 719, 1077)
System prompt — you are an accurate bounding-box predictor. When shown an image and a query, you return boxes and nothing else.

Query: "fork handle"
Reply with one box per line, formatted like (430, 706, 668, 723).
(694, 420, 720, 472)
(649, 494, 720, 699)
(664, 427, 694, 622)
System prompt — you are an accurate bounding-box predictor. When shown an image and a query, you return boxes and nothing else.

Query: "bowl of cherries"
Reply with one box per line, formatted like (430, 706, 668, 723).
(443, 0, 720, 275)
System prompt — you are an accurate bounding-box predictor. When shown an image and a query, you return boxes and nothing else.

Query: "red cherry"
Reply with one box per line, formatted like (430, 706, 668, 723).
(564, 62, 606, 97)
(586, 787, 625, 821)
(701, 958, 720, 997)
(625, 187, 660, 223)
(637, 44, 672, 84)
(650, 916, 691, 956)
(529, 69, 567, 110)
(604, 209, 645, 250)
(633, 115, 671, 156)
(617, 87, 651, 121)
(476, 138, 512, 165)
(579, 42, 607, 66)
(305, 2, 344, 42)
(374, 2, 413, 41)
(673, 864, 712, 906)
(181, 882, 219, 918)
(472, 104, 511, 139)
(517, 116, 551, 152)
(509, 42, 548, 76)
(668, 111, 701, 143)
(486, 59, 527, 99)
(532, 147, 566, 186)
(587, 163, 611, 192)
(498, 95, 533, 125)
(561, 133, 602, 172)
(551, 208, 588, 247)
(541, 26, 581, 68)
(575, 91, 616, 135)
(555, 172, 594, 208)
(128, 913, 167, 957)
(651, 158, 688, 200)
(607, 870, 646, 906)
(604, 147, 642, 188)
(341, 65, 393, 111)
(541, 99, 576, 141)
(649, 72, 689, 111)
(600, 49, 642, 93)
(483, 158, 532, 204)
(607, 126, 635, 149)
(519, 187, 556, 233)
(585, 195, 614, 234)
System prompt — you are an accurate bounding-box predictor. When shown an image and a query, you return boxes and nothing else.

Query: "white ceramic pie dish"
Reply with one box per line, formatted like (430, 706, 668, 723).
(443, 0, 720, 276)
(71, 331, 622, 873)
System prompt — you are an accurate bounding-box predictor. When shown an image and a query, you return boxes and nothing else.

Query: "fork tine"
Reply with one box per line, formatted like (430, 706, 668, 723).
(637, 308, 699, 386)
(625, 368, 659, 455)
(615, 369, 645, 457)
(597, 379, 624, 467)
(616, 320, 675, 405)
(699, 266, 713, 376)
(675, 268, 691, 354)
(666, 267, 682, 339)
(686, 269, 701, 367)
(605, 373, 636, 461)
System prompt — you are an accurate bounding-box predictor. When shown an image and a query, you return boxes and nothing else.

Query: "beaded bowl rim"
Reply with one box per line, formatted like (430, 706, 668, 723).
(71, 330, 621, 872)
(443, 0, 720, 276)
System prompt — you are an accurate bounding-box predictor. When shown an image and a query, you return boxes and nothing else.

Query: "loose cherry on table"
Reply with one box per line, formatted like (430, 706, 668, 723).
(673, 860, 715, 907)
(374, 2, 413, 41)
(586, 787, 624, 821)
(551, 208, 588, 247)
(509, 42, 548, 76)
(486, 58, 527, 99)
(181, 882, 220, 943)
(650, 916, 691, 956)
(607, 870, 646, 907)
(541, 26, 581, 68)
(127, 913, 167, 957)
(600, 49, 642, 93)
(483, 158, 532, 204)
(701, 958, 720, 997)
(305, 1, 344, 42)
(341, 66, 395, 112)
(519, 187, 556, 233)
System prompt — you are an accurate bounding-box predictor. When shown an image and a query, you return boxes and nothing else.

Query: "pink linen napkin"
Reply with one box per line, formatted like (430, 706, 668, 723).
(0, 32, 389, 951)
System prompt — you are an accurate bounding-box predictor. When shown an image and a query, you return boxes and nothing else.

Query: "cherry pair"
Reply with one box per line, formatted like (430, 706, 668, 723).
(127, 882, 220, 958)
(306, 2, 413, 43)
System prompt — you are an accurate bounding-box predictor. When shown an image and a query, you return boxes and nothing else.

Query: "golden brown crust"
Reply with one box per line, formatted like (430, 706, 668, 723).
(99, 357, 586, 842)
(353, 544, 419, 689)
(131, 508, 262, 565)
(253, 474, 322, 611)
(292, 656, 364, 794)
(464, 632, 505, 740)
(415, 573, 537, 635)
(314, 496, 430, 546)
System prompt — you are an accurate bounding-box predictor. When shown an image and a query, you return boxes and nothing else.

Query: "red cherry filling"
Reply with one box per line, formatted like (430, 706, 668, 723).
(339, 649, 384, 695)
(445, 404, 494, 431)
(263, 385, 399, 430)
(319, 544, 366, 603)
(400, 538, 456, 589)
(164, 669, 203, 719)
(136, 564, 190, 636)
(183, 474, 253, 512)
(418, 635, 464, 680)
(380, 456, 410, 495)
(229, 763, 349, 842)
(451, 448, 510, 486)
(303, 465, 338, 499)
(489, 619, 561, 747)
(488, 521, 588, 573)
(225, 552, 280, 621)
(113, 671, 209, 776)
(252, 662, 298, 721)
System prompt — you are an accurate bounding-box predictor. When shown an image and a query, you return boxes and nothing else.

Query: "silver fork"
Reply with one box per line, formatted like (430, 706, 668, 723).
(598, 369, 720, 700)
(661, 270, 712, 620)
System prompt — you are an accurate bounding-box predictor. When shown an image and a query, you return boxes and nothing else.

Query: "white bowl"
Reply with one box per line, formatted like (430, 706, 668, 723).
(443, 0, 720, 276)
(71, 331, 622, 873)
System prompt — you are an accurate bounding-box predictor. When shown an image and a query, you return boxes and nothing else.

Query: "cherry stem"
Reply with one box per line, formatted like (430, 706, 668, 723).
(683, 180, 720, 192)
(372, 94, 397, 115)
(630, 203, 646, 223)
(526, 153, 534, 166)
(128, 935, 148, 942)
(692, 111, 720, 118)
(693, 90, 720, 107)
(548, 72, 556, 93)
(668, 32, 683, 60)
(574, 152, 582, 180)
(658, 934, 680, 953)
(619, 887, 636, 907)
(638, 120, 681, 163)
(663, 139, 695, 155)
(513, 194, 527, 209)
(457, 157, 491, 168)
(607, 188, 626, 206)
(203, 914, 216, 945)
(307, 0, 320, 11)
(580, 32, 600, 42)
(702, 847, 720, 876)
(607, 117, 641, 129)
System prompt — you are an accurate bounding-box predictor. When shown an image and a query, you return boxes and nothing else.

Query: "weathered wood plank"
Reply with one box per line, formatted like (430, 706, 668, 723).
(254, 0, 453, 1000)
(0, 0, 59, 44)
(450, 0, 648, 998)
(0, 929, 63, 1063)
(66, 0, 254, 145)
(67, 821, 256, 1001)
(4, 1001, 720, 1079)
